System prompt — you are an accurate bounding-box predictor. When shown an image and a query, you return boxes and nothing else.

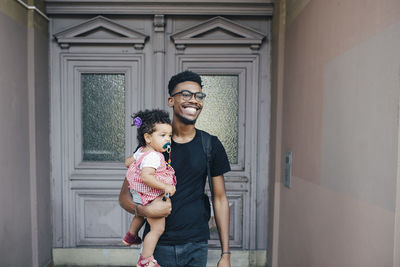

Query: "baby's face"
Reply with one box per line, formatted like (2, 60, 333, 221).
(146, 123, 172, 153)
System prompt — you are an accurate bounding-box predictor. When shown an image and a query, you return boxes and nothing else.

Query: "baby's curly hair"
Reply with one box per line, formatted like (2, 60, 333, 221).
(167, 70, 203, 96)
(132, 109, 171, 147)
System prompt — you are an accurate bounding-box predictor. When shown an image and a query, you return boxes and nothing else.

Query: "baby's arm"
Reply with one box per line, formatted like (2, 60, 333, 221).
(125, 156, 134, 168)
(141, 167, 176, 196)
(119, 177, 171, 218)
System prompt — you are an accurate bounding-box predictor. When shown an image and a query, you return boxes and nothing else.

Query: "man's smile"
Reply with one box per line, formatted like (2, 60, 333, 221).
(182, 104, 200, 116)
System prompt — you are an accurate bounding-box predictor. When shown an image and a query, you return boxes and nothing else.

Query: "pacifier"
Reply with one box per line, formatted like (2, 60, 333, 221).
(163, 142, 172, 166)
(162, 193, 170, 201)
(163, 142, 171, 153)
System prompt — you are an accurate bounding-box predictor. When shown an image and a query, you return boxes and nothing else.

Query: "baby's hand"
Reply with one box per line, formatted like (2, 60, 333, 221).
(164, 185, 176, 197)
(125, 156, 134, 168)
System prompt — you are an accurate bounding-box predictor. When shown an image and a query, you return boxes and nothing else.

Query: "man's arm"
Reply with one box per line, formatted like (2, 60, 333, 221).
(212, 175, 231, 267)
(119, 177, 172, 218)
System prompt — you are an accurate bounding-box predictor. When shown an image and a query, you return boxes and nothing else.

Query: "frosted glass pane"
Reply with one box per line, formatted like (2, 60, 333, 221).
(82, 74, 125, 162)
(196, 75, 238, 164)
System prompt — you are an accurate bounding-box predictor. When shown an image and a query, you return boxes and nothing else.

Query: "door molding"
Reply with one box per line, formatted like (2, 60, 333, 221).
(51, 53, 145, 247)
(171, 16, 266, 52)
(54, 16, 149, 50)
(50, 13, 271, 251)
(46, 1, 273, 16)
(178, 54, 261, 248)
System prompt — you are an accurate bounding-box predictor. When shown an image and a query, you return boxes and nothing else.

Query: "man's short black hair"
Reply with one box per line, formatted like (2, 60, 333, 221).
(168, 70, 203, 96)
(131, 109, 171, 147)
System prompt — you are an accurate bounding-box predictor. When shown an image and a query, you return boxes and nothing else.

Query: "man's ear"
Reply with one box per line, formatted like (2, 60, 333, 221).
(167, 97, 174, 108)
(144, 133, 151, 144)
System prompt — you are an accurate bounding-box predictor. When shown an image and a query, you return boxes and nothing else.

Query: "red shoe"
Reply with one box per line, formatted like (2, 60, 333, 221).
(122, 232, 142, 246)
(137, 254, 160, 267)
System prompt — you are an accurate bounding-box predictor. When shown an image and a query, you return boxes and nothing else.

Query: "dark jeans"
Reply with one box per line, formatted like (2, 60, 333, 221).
(153, 242, 208, 267)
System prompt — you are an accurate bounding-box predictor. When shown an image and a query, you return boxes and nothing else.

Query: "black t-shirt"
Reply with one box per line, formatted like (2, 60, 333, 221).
(143, 129, 231, 245)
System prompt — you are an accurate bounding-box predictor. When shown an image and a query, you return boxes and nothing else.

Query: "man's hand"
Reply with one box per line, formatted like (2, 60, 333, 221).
(217, 254, 231, 267)
(119, 178, 172, 218)
(141, 195, 172, 218)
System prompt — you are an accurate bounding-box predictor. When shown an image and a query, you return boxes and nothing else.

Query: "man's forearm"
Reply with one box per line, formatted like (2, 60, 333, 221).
(119, 177, 172, 218)
(213, 196, 230, 252)
(211, 175, 231, 253)
(119, 178, 137, 214)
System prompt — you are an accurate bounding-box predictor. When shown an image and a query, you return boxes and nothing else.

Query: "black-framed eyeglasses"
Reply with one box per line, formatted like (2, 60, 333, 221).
(171, 90, 206, 102)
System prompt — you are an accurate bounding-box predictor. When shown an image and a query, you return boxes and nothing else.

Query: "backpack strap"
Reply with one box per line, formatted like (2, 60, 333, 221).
(200, 130, 213, 201)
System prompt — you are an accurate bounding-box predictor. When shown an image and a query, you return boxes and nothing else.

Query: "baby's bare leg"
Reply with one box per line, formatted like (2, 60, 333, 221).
(141, 217, 165, 258)
(129, 215, 145, 235)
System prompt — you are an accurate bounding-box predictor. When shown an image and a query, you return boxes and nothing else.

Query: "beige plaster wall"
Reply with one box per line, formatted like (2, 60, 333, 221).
(272, 0, 400, 266)
(279, 176, 394, 267)
(0, 1, 50, 266)
(0, 9, 32, 267)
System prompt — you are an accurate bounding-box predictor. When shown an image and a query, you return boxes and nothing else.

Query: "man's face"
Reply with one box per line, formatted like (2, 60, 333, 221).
(168, 81, 204, 125)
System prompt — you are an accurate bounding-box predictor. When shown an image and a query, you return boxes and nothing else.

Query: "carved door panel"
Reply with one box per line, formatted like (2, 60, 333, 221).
(51, 16, 153, 247)
(165, 16, 269, 249)
(51, 15, 270, 249)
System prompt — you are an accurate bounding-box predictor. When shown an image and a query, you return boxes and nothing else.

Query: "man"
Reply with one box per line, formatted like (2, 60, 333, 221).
(119, 71, 231, 267)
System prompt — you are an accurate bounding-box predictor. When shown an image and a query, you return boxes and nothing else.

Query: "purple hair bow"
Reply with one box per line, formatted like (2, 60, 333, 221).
(133, 117, 142, 128)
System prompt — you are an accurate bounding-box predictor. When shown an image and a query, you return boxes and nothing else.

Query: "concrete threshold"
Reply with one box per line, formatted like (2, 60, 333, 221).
(53, 248, 267, 267)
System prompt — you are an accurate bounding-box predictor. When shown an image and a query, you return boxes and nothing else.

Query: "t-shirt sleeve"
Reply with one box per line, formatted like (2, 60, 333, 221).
(140, 152, 161, 169)
(210, 136, 231, 177)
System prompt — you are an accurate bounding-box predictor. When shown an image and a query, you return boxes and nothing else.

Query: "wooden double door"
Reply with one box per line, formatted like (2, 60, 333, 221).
(50, 14, 270, 250)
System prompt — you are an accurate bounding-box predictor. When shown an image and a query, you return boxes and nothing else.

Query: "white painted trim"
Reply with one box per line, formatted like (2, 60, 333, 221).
(53, 248, 267, 267)
(15, 0, 50, 21)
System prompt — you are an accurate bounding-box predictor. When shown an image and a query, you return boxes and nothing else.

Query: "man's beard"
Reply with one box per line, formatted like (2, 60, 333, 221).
(176, 113, 196, 125)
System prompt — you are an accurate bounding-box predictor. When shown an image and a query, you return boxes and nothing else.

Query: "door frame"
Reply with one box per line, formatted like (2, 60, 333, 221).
(48, 1, 273, 254)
